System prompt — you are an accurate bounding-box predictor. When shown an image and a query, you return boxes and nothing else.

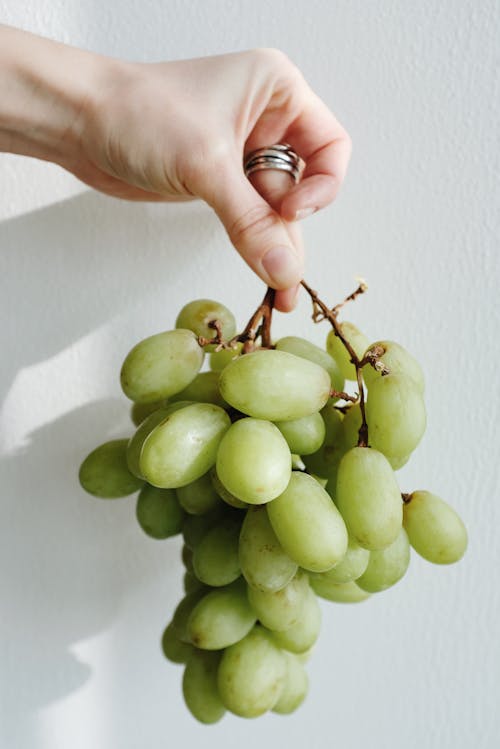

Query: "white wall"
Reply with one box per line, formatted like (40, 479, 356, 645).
(1, 2, 498, 748)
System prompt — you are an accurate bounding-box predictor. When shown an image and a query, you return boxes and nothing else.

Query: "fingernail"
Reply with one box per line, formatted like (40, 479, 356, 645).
(295, 207, 316, 220)
(262, 246, 302, 288)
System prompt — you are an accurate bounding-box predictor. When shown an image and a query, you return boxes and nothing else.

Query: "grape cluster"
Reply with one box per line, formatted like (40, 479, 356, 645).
(79, 292, 467, 723)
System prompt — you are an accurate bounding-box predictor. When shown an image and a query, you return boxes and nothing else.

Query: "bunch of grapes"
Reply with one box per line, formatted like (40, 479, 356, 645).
(79, 285, 467, 723)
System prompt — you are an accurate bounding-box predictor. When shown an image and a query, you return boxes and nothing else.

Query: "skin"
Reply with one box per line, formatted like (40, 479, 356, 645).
(0, 25, 351, 311)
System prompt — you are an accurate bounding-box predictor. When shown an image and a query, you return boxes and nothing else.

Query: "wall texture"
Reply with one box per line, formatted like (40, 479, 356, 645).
(1, 2, 498, 748)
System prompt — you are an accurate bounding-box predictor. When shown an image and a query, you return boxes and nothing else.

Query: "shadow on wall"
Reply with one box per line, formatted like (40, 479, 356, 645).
(0, 191, 212, 746)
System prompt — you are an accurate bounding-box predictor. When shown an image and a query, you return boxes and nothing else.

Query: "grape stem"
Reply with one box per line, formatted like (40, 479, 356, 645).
(229, 285, 275, 353)
(300, 279, 370, 447)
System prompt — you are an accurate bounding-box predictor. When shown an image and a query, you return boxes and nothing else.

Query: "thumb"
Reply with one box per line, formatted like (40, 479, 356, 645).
(208, 168, 303, 290)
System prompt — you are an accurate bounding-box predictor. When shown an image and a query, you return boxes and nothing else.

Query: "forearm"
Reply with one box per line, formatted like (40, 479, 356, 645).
(0, 25, 105, 165)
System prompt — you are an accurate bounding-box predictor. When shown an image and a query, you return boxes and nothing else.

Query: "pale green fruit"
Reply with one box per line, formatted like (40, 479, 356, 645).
(274, 412, 326, 455)
(176, 471, 222, 515)
(171, 371, 227, 408)
(187, 580, 256, 650)
(239, 506, 298, 593)
(79, 439, 144, 498)
(175, 298, 236, 348)
(403, 490, 467, 564)
(309, 578, 370, 603)
(182, 650, 226, 724)
(136, 484, 184, 539)
(270, 587, 321, 653)
(275, 336, 344, 395)
(336, 447, 402, 550)
(182, 507, 223, 550)
(183, 572, 204, 594)
(140, 403, 231, 488)
(219, 349, 331, 421)
(320, 400, 344, 445)
(357, 528, 411, 592)
(161, 622, 193, 664)
(120, 329, 204, 403)
(267, 472, 348, 572)
(172, 589, 208, 643)
(272, 653, 309, 714)
(210, 468, 247, 509)
(216, 418, 291, 504)
(130, 399, 166, 427)
(126, 407, 171, 478)
(363, 340, 425, 393)
(366, 373, 426, 458)
(247, 571, 310, 632)
(326, 322, 370, 381)
(309, 537, 370, 584)
(192, 518, 241, 586)
(341, 402, 363, 449)
(217, 626, 286, 717)
(209, 342, 243, 371)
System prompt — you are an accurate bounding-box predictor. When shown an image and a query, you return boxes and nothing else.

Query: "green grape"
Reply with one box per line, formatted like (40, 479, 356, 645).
(183, 571, 204, 594)
(335, 447, 403, 550)
(365, 373, 426, 457)
(216, 418, 291, 504)
(267, 472, 348, 572)
(274, 412, 326, 455)
(239, 506, 298, 593)
(321, 400, 344, 445)
(172, 589, 208, 642)
(136, 484, 184, 539)
(171, 371, 227, 409)
(217, 625, 286, 718)
(403, 490, 467, 564)
(357, 528, 411, 592)
(126, 407, 171, 478)
(309, 578, 370, 603)
(247, 571, 309, 632)
(209, 342, 243, 371)
(182, 650, 226, 724)
(79, 439, 144, 498)
(192, 518, 241, 586)
(309, 537, 370, 584)
(181, 544, 194, 572)
(362, 340, 425, 393)
(161, 622, 193, 664)
(341, 402, 362, 449)
(120, 329, 204, 404)
(219, 349, 331, 421)
(270, 587, 321, 653)
(176, 471, 222, 515)
(140, 403, 231, 488)
(272, 653, 309, 715)
(291, 454, 306, 471)
(275, 336, 344, 396)
(182, 507, 224, 550)
(187, 580, 256, 650)
(210, 468, 247, 509)
(387, 452, 411, 470)
(326, 322, 370, 381)
(130, 399, 166, 427)
(303, 444, 345, 481)
(175, 299, 236, 348)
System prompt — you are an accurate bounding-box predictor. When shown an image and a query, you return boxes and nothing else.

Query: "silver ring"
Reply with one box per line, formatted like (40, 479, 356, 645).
(244, 143, 305, 184)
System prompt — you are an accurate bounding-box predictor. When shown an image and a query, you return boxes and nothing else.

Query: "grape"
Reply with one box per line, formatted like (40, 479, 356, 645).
(326, 322, 369, 381)
(79, 439, 144, 498)
(140, 403, 231, 488)
(308, 537, 370, 585)
(267, 472, 348, 572)
(335, 447, 403, 550)
(136, 484, 184, 539)
(274, 412, 326, 455)
(126, 407, 171, 478)
(176, 472, 222, 515)
(219, 349, 331, 421)
(182, 650, 226, 724)
(247, 570, 309, 632)
(130, 399, 166, 427)
(120, 329, 204, 404)
(182, 507, 223, 550)
(321, 400, 344, 445)
(161, 622, 193, 664)
(217, 626, 286, 717)
(192, 518, 241, 586)
(175, 299, 236, 347)
(209, 342, 243, 371)
(272, 653, 309, 715)
(210, 469, 247, 509)
(187, 580, 256, 650)
(357, 528, 411, 592)
(275, 336, 344, 395)
(341, 402, 362, 449)
(239, 506, 298, 593)
(403, 491, 467, 564)
(363, 340, 425, 393)
(181, 544, 194, 572)
(365, 373, 426, 458)
(309, 578, 370, 603)
(216, 418, 291, 504)
(172, 589, 208, 643)
(183, 572, 204, 594)
(270, 586, 321, 653)
(171, 371, 227, 409)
